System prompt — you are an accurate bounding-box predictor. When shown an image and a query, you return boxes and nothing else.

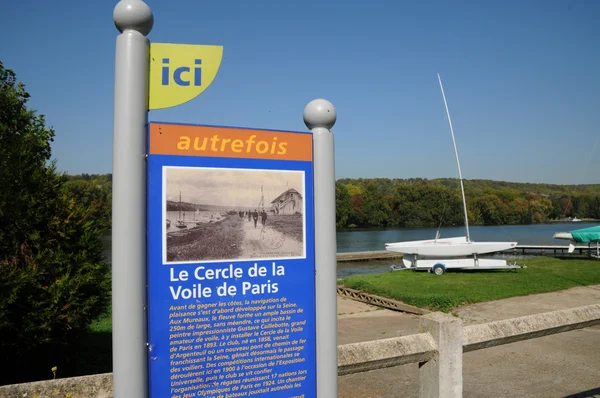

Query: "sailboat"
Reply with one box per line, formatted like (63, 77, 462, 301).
(385, 74, 518, 273)
(553, 224, 600, 256)
(195, 208, 202, 225)
(176, 191, 187, 229)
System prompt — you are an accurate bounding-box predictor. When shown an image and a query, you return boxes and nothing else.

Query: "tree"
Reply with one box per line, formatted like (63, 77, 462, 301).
(335, 181, 350, 228)
(347, 194, 365, 227)
(0, 61, 111, 384)
(559, 197, 574, 217)
(362, 182, 391, 226)
(62, 176, 112, 233)
(334, 177, 600, 228)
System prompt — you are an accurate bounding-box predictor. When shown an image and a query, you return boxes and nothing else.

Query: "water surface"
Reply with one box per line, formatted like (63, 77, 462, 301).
(335, 222, 599, 252)
(103, 222, 598, 277)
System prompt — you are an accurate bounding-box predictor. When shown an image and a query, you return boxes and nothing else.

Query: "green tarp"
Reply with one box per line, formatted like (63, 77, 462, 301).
(570, 225, 600, 243)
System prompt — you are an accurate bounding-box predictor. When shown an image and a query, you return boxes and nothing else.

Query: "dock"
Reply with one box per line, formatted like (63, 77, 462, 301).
(335, 244, 600, 262)
(508, 244, 599, 257)
(336, 250, 402, 262)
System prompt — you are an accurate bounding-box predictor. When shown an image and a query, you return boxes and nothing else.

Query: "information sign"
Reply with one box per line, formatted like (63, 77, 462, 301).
(147, 122, 316, 398)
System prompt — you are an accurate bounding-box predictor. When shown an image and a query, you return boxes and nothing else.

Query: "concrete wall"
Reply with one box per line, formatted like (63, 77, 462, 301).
(2, 303, 599, 398)
(0, 373, 112, 398)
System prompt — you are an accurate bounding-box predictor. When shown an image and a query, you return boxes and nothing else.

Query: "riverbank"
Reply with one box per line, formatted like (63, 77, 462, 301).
(548, 218, 600, 223)
(166, 215, 243, 261)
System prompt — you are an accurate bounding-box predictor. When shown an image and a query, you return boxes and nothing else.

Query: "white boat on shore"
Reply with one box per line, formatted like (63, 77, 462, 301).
(385, 74, 519, 274)
(385, 236, 516, 257)
(553, 225, 600, 256)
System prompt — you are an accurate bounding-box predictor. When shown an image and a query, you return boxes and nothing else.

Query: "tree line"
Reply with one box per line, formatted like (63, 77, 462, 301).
(61, 174, 600, 231)
(335, 178, 600, 228)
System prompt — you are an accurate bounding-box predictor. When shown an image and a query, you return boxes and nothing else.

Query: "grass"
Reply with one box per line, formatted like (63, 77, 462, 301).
(2, 310, 115, 386)
(339, 257, 600, 312)
(89, 309, 112, 333)
(166, 215, 243, 262)
(267, 214, 303, 242)
(43, 310, 114, 383)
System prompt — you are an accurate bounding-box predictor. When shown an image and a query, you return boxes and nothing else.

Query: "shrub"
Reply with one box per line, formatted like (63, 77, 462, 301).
(0, 60, 111, 384)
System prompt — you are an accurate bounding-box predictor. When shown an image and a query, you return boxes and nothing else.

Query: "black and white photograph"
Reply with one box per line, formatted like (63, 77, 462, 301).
(163, 166, 306, 263)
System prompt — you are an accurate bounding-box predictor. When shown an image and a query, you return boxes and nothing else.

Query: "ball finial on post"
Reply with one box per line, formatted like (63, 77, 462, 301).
(305, 97, 338, 397)
(303, 99, 337, 131)
(112, 1, 153, 396)
(113, 0, 154, 35)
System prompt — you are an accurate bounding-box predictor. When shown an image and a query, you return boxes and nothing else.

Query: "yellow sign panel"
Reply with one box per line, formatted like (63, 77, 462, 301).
(149, 43, 223, 110)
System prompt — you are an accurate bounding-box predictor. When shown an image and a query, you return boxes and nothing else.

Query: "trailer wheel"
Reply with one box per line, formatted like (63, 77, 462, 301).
(432, 264, 446, 275)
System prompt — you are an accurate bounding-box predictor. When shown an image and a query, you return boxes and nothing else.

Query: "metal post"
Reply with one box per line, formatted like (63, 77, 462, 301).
(304, 99, 338, 397)
(112, 1, 153, 397)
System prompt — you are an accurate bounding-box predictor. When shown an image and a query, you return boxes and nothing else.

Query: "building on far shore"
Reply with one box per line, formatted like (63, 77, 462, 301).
(270, 188, 303, 215)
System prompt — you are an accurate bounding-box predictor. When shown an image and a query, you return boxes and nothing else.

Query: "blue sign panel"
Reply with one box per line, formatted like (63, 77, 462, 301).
(147, 122, 316, 398)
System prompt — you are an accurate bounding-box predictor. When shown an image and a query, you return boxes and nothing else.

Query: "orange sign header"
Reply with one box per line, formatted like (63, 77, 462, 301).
(149, 123, 312, 161)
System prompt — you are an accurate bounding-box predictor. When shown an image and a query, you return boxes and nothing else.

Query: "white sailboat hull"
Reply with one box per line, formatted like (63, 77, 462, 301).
(385, 236, 517, 257)
(552, 232, 573, 240)
(390, 253, 524, 273)
(552, 232, 577, 253)
(402, 254, 511, 269)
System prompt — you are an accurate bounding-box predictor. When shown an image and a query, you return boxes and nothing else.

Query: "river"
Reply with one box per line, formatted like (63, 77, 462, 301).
(165, 210, 225, 232)
(102, 222, 598, 278)
(334, 222, 598, 277)
(335, 222, 599, 252)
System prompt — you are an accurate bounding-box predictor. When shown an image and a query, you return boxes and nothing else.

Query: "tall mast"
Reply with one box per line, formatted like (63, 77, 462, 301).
(437, 73, 470, 242)
(258, 185, 264, 211)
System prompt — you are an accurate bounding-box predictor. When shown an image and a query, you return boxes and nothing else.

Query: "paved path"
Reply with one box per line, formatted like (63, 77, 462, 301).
(337, 285, 600, 398)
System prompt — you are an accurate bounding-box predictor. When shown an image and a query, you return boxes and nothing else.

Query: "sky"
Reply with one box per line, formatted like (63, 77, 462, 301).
(1, 0, 599, 185)
(165, 167, 304, 208)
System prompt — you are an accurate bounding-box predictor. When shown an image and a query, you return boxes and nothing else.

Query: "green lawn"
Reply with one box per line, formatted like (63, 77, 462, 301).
(339, 257, 600, 312)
